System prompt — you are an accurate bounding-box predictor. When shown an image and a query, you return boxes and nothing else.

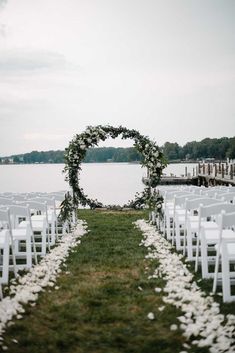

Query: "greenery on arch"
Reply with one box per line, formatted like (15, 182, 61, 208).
(60, 125, 167, 221)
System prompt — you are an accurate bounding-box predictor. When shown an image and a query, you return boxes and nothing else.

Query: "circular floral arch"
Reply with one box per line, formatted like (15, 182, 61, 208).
(60, 125, 167, 221)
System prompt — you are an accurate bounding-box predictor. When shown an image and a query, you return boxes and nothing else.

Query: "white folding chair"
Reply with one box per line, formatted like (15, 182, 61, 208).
(29, 197, 57, 245)
(0, 208, 17, 284)
(0, 228, 10, 285)
(195, 203, 235, 278)
(19, 201, 49, 257)
(163, 190, 190, 241)
(183, 197, 222, 260)
(213, 211, 235, 302)
(49, 192, 70, 236)
(8, 205, 38, 269)
(173, 194, 202, 251)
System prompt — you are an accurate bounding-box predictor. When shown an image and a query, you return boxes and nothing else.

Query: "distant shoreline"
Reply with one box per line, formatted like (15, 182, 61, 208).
(0, 160, 224, 166)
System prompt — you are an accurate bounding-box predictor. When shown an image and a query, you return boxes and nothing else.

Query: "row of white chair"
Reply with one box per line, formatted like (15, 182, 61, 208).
(155, 185, 235, 302)
(0, 191, 69, 299)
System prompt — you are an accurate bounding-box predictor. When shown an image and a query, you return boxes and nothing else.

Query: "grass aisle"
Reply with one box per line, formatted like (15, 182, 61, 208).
(3, 210, 208, 353)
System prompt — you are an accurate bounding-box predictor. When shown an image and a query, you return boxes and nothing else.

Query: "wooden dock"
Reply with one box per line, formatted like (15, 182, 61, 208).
(145, 162, 235, 186)
(197, 162, 235, 186)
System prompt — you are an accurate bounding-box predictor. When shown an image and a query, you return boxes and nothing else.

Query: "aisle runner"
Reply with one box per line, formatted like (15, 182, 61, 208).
(135, 220, 235, 353)
(0, 220, 87, 343)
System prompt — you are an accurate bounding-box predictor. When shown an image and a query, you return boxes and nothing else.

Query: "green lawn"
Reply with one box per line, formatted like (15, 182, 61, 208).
(1, 210, 224, 353)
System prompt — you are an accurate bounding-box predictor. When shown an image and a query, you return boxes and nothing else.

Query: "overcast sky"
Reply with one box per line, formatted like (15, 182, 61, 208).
(0, 0, 234, 156)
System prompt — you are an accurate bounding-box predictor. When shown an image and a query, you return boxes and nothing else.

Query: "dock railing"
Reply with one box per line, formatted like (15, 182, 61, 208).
(197, 162, 235, 185)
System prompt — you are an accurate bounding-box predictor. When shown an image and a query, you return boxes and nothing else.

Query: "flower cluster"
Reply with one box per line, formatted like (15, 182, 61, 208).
(135, 220, 235, 353)
(60, 125, 167, 221)
(126, 187, 163, 216)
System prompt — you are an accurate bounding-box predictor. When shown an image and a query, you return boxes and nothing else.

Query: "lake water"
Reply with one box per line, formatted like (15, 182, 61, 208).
(0, 163, 197, 205)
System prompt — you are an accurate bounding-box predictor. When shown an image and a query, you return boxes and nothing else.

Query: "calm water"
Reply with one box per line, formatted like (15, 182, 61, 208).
(0, 163, 197, 205)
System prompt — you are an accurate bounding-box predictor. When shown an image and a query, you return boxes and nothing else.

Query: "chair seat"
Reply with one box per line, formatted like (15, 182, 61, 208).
(191, 220, 218, 232)
(204, 229, 234, 242)
(19, 220, 45, 232)
(31, 215, 46, 222)
(176, 212, 194, 224)
(12, 228, 28, 239)
(225, 243, 235, 257)
(189, 215, 199, 222)
(215, 242, 235, 258)
(31, 214, 54, 222)
(31, 220, 46, 231)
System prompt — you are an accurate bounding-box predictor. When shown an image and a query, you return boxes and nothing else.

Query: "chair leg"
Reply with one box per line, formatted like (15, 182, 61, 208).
(55, 220, 59, 241)
(201, 236, 209, 279)
(2, 242, 10, 284)
(41, 230, 47, 256)
(50, 221, 56, 245)
(187, 231, 193, 261)
(9, 233, 17, 278)
(26, 228, 32, 269)
(183, 228, 187, 256)
(195, 236, 200, 272)
(31, 232, 38, 265)
(0, 283, 3, 300)
(175, 221, 180, 249)
(213, 245, 221, 294)
(221, 243, 232, 302)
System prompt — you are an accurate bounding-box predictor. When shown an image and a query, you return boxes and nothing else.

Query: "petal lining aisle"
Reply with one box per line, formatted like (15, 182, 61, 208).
(135, 220, 235, 353)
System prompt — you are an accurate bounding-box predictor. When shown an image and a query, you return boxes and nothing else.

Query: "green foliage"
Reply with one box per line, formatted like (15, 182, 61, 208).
(162, 137, 235, 161)
(1, 148, 142, 164)
(127, 188, 164, 217)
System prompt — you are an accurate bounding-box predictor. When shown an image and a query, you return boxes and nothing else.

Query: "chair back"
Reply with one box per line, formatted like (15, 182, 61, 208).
(22, 200, 49, 226)
(219, 192, 235, 204)
(199, 202, 235, 220)
(174, 194, 202, 209)
(220, 211, 235, 230)
(0, 208, 11, 229)
(11, 195, 27, 202)
(30, 197, 56, 209)
(8, 205, 32, 229)
(186, 197, 223, 211)
(0, 197, 15, 206)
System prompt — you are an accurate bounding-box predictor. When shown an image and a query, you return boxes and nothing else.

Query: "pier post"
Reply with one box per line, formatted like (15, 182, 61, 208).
(222, 164, 224, 179)
(203, 164, 205, 174)
(226, 163, 229, 177)
(230, 164, 234, 180)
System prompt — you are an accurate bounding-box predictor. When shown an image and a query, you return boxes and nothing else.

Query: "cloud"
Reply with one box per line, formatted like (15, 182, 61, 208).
(0, 49, 68, 73)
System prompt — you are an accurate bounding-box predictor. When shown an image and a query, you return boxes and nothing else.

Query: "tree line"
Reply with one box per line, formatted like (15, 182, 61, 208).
(1, 137, 234, 164)
(162, 137, 235, 161)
